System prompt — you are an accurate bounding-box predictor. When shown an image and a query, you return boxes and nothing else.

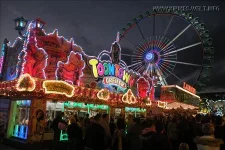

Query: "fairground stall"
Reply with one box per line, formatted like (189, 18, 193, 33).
(158, 83, 201, 115)
(198, 92, 225, 116)
(0, 18, 155, 146)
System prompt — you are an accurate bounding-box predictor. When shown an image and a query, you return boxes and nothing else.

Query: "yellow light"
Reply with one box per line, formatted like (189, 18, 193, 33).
(16, 73, 36, 91)
(97, 89, 110, 101)
(89, 59, 99, 78)
(43, 80, 75, 97)
(158, 101, 167, 108)
(146, 98, 152, 106)
(122, 89, 136, 104)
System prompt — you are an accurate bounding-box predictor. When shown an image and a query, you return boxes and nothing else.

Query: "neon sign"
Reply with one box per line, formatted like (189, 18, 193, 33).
(43, 80, 74, 97)
(88, 58, 135, 87)
(122, 89, 137, 104)
(103, 77, 126, 89)
(97, 89, 110, 101)
(183, 82, 196, 94)
(16, 74, 36, 91)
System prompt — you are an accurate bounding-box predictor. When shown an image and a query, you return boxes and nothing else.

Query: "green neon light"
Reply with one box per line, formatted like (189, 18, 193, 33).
(125, 107, 146, 113)
(16, 101, 22, 105)
(60, 130, 68, 141)
(64, 102, 109, 110)
(13, 125, 19, 137)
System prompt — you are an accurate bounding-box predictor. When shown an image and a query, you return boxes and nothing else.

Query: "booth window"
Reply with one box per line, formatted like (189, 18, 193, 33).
(12, 100, 31, 140)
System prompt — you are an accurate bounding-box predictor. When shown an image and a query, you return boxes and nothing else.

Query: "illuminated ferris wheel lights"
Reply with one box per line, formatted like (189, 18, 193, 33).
(119, 10, 213, 91)
(145, 52, 154, 61)
(187, 13, 193, 19)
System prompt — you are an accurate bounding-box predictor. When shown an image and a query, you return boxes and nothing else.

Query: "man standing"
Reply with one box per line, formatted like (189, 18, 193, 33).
(101, 114, 112, 149)
(83, 113, 90, 137)
(84, 114, 105, 150)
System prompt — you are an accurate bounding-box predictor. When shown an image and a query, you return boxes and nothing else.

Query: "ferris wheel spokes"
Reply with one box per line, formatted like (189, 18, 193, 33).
(159, 42, 174, 53)
(161, 42, 202, 56)
(155, 64, 168, 85)
(160, 62, 176, 72)
(132, 62, 143, 71)
(136, 23, 145, 40)
(162, 24, 192, 51)
(158, 63, 184, 83)
(163, 59, 202, 67)
(127, 62, 142, 68)
(164, 15, 174, 36)
(161, 54, 177, 58)
(122, 36, 137, 48)
(121, 53, 136, 57)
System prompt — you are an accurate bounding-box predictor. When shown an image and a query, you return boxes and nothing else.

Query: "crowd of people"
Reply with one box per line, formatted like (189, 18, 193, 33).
(50, 112, 225, 150)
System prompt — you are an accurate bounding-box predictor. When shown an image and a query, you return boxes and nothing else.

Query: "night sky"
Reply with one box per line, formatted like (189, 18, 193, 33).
(0, 0, 224, 93)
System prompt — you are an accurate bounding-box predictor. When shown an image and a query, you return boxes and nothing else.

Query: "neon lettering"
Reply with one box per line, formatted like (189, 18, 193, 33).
(89, 59, 98, 78)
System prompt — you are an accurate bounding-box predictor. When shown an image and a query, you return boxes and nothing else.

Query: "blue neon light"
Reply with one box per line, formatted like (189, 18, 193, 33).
(145, 52, 154, 61)
(17, 100, 31, 106)
(19, 125, 24, 138)
(13, 125, 28, 140)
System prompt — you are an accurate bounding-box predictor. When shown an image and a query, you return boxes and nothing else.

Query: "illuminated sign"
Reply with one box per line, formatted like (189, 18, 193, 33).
(16, 74, 36, 91)
(88, 58, 135, 88)
(97, 89, 110, 101)
(183, 82, 196, 94)
(103, 76, 126, 89)
(43, 80, 74, 97)
(122, 89, 137, 104)
(158, 101, 167, 108)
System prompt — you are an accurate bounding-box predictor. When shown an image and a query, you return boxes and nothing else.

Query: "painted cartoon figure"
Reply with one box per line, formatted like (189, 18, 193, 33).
(56, 52, 85, 85)
(22, 31, 47, 79)
(30, 109, 45, 142)
(137, 77, 150, 98)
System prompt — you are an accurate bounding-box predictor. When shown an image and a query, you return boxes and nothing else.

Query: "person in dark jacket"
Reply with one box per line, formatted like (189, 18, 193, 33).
(84, 114, 105, 150)
(50, 112, 67, 150)
(127, 118, 143, 150)
(112, 117, 129, 150)
(194, 114, 203, 137)
(67, 117, 83, 150)
(109, 117, 116, 136)
(83, 113, 90, 137)
(167, 118, 179, 150)
(140, 119, 155, 150)
(148, 121, 172, 150)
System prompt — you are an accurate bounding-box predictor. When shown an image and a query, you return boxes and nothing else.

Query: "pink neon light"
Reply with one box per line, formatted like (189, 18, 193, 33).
(19, 22, 48, 79)
(0, 56, 4, 74)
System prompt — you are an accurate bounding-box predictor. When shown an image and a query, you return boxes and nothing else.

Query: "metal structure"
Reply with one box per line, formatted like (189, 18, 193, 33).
(119, 10, 214, 91)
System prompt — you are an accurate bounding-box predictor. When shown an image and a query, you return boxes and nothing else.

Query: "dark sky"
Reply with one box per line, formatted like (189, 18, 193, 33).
(0, 0, 224, 93)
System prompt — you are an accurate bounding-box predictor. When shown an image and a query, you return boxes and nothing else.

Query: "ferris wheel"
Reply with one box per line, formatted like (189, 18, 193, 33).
(119, 9, 214, 91)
